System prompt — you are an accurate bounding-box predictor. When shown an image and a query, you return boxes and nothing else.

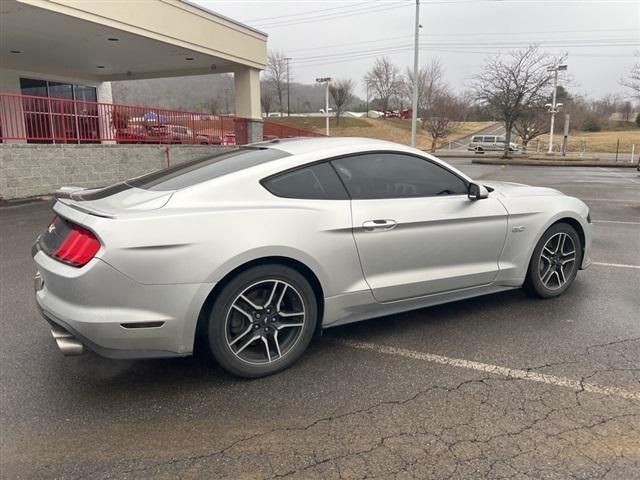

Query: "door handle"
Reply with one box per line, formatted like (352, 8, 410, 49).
(362, 219, 397, 232)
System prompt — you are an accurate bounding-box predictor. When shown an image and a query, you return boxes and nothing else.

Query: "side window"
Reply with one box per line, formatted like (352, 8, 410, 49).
(484, 136, 495, 143)
(332, 152, 467, 200)
(262, 162, 348, 200)
(472, 136, 482, 142)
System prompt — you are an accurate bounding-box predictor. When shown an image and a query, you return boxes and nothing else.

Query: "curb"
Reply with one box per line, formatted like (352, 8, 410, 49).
(0, 196, 50, 209)
(434, 151, 602, 161)
(471, 158, 638, 168)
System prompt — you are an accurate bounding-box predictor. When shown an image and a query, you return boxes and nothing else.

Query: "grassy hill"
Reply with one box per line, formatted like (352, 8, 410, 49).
(265, 116, 493, 151)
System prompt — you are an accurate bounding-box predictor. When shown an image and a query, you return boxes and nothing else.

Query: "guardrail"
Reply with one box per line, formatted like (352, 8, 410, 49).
(0, 93, 246, 145)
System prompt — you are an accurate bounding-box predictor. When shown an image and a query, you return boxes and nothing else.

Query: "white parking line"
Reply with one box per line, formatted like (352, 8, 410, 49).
(581, 198, 639, 204)
(593, 262, 640, 270)
(598, 167, 640, 185)
(340, 340, 640, 401)
(593, 220, 640, 225)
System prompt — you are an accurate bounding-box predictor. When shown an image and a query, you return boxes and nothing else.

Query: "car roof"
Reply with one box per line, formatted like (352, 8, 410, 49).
(255, 136, 412, 156)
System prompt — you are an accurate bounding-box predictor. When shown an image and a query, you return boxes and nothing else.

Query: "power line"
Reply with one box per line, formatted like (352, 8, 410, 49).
(252, 2, 410, 28)
(285, 28, 636, 55)
(287, 34, 414, 54)
(292, 48, 636, 70)
(290, 39, 638, 68)
(291, 37, 638, 63)
(242, 0, 375, 23)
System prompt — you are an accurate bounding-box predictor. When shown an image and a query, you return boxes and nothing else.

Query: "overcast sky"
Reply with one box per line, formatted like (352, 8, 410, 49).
(196, 0, 640, 99)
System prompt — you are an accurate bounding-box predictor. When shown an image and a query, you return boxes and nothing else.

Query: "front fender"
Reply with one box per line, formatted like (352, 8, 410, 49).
(494, 196, 591, 286)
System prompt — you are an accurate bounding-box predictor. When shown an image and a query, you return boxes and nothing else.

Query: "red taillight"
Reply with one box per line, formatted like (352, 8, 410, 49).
(53, 225, 101, 267)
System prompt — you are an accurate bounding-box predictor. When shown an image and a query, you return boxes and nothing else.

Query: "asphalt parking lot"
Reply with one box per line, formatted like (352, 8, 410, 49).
(1, 159, 639, 479)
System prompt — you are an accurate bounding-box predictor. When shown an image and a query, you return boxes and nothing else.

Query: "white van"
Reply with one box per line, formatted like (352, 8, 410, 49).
(468, 135, 519, 153)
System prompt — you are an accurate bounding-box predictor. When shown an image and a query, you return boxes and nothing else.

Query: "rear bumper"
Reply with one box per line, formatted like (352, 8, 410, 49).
(33, 248, 214, 360)
(37, 303, 186, 359)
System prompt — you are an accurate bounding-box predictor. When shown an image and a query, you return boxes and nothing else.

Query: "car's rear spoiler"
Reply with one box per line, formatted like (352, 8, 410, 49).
(55, 198, 116, 218)
(54, 186, 91, 200)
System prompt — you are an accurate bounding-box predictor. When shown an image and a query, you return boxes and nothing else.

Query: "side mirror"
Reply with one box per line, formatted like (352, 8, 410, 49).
(468, 183, 489, 201)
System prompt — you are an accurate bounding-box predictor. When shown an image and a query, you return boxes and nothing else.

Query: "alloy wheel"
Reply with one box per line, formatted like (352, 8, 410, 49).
(538, 232, 577, 290)
(225, 280, 306, 365)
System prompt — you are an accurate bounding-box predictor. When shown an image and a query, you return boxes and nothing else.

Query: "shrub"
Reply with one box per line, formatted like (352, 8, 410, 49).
(636, 112, 640, 128)
(582, 116, 602, 132)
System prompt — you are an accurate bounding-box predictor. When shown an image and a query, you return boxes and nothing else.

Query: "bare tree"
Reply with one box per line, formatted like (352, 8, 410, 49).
(403, 59, 446, 120)
(207, 98, 220, 115)
(619, 55, 640, 100)
(513, 107, 549, 152)
(260, 80, 276, 118)
(329, 79, 355, 125)
(621, 101, 633, 122)
(590, 93, 622, 119)
(471, 46, 561, 157)
(266, 50, 288, 117)
(364, 57, 402, 113)
(423, 93, 457, 152)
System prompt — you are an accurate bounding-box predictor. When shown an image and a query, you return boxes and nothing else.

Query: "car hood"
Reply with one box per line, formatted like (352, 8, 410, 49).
(55, 184, 173, 218)
(483, 180, 563, 197)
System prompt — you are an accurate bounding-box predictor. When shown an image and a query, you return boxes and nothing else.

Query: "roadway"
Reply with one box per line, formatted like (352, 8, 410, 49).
(1, 160, 639, 479)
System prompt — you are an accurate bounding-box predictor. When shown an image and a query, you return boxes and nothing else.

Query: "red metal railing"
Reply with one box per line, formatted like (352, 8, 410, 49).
(0, 93, 246, 145)
(263, 120, 325, 140)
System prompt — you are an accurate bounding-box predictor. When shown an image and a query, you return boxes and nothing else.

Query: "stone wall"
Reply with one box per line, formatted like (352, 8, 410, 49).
(0, 144, 233, 200)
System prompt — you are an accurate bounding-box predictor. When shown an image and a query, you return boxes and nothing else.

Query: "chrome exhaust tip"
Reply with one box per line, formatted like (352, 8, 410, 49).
(51, 325, 85, 356)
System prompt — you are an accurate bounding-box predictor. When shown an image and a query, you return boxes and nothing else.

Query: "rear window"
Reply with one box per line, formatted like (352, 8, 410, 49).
(127, 147, 289, 191)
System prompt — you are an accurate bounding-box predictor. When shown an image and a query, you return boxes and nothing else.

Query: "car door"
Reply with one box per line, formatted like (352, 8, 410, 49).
(332, 152, 508, 302)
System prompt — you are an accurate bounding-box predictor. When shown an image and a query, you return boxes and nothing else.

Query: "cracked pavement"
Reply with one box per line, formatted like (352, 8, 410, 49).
(1, 161, 639, 479)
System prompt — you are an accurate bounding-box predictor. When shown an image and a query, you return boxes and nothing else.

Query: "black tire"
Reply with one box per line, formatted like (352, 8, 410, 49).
(524, 223, 583, 299)
(207, 264, 317, 378)
(475, 147, 484, 154)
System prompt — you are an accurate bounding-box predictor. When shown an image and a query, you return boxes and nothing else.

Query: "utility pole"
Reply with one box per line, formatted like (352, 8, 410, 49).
(365, 81, 373, 118)
(410, 0, 420, 148)
(285, 57, 292, 117)
(316, 77, 332, 136)
(545, 63, 567, 154)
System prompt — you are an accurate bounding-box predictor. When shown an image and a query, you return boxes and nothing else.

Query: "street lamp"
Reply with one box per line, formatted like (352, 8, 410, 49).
(410, 0, 420, 148)
(546, 63, 567, 154)
(316, 77, 332, 136)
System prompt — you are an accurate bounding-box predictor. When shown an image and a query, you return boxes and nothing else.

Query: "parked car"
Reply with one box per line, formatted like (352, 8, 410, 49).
(33, 137, 591, 378)
(469, 135, 519, 153)
(148, 124, 222, 144)
(115, 124, 149, 144)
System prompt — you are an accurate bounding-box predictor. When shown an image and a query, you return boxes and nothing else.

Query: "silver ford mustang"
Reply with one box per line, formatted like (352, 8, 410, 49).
(33, 137, 592, 377)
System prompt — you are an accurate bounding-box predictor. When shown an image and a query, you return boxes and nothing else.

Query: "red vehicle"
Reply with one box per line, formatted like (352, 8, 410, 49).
(148, 124, 222, 145)
(116, 125, 149, 144)
(399, 108, 412, 120)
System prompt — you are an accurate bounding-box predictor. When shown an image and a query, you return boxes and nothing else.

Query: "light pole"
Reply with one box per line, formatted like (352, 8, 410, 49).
(285, 57, 292, 117)
(546, 63, 567, 154)
(316, 77, 332, 136)
(410, 0, 420, 148)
